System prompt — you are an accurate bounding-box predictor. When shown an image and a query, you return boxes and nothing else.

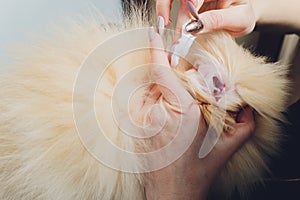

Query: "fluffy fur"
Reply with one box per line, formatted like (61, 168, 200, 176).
(0, 9, 289, 200)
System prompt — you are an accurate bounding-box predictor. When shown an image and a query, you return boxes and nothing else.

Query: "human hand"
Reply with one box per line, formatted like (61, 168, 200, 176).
(156, 0, 256, 37)
(144, 28, 255, 200)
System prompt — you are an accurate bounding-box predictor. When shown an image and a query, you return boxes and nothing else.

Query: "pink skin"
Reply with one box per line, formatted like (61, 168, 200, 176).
(185, 66, 226, 102)
(143, 29, 255, 200)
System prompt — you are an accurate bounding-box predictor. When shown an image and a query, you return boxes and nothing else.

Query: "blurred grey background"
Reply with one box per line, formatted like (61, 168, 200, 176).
(0, 0, 122, 60)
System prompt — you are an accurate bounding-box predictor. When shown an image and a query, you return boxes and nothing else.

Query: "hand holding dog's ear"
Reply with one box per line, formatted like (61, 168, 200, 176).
(145, 29, 255, 200)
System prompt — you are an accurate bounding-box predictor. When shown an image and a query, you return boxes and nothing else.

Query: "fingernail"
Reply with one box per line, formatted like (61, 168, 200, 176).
(157, 16, 165, 36)
(149, 26, 155, 42)
(186, 0, 199, 20)
(185, 20, 204, 33)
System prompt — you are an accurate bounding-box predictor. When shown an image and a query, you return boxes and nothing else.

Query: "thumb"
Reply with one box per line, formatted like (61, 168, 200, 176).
(197, 6, 255, 37)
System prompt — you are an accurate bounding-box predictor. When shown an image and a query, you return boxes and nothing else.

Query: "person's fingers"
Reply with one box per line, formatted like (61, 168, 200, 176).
(188, 5, 255, 37)
(174, 5, 190, 41)
(175, 0, 204, 36)
(186, 0, 204, 18)
(188, 0, 204, 10)
(149, 28, 194, 107)
(156, 0, 173, 26)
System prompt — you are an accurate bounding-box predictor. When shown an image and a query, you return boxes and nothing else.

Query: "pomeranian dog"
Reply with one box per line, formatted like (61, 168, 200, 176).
(0, 6, 289, 200)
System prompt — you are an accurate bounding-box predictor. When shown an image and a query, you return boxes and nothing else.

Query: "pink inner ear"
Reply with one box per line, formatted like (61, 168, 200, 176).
(212, 76, 225, 99)
(186, 64, 227, 102)
(213, 76, 225, 91)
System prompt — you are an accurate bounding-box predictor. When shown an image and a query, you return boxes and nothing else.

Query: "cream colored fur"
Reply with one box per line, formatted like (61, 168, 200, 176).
(182, 32, 289, 197)
(0, 9, 289, 199)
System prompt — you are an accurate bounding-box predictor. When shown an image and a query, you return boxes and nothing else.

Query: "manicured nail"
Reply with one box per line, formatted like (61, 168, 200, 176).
(185, 19, 203, 33)
(149, 26, 155, 41)
(157, 16, 165, 36)
(186, 0, 199, 20)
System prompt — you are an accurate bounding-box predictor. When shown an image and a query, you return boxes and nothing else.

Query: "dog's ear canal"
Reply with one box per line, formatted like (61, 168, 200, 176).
(212, 76, 225, 97)
(213, 76, 225, 91)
